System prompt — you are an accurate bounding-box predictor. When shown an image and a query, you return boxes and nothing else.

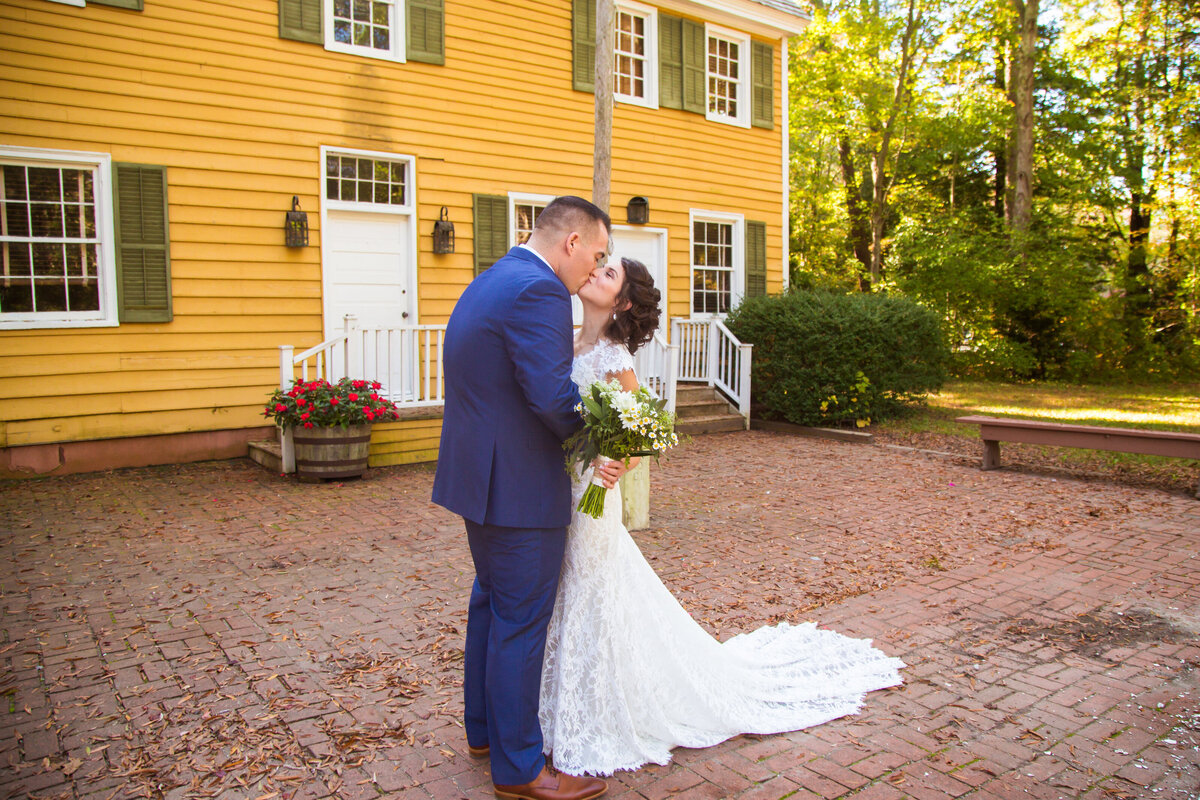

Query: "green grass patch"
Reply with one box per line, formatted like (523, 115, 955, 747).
(873, 381, 1200, 484)
(923, 380, 1200, 432)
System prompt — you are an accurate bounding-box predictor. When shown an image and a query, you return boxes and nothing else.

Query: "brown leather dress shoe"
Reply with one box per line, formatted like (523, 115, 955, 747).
(468, 742, 490, 758)
(494, 766, 607, 800)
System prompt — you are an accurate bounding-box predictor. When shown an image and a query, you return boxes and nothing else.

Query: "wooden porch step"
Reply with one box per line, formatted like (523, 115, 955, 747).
(676, 414, 747, 435)
(247, 438, 283, 473)
(673, 382, 746, 435)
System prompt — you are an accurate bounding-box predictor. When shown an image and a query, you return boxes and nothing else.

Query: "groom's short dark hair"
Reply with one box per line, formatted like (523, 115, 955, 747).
(534, 196, 612, 238)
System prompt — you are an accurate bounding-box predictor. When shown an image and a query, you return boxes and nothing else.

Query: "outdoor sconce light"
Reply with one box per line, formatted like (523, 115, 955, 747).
(433, 206, 455, 254)
(627, 196, 649, 225)
(285, 196, 309, 248)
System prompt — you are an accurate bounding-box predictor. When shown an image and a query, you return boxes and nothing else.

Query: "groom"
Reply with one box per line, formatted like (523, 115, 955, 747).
(433, 196, 623, 800)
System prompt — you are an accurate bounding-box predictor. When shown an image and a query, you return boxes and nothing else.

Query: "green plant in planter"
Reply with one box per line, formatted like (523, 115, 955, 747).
(263, 377, 402, 429)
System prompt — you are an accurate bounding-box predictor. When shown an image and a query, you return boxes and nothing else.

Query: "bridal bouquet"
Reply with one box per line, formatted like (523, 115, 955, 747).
(564, 379, 679, 519)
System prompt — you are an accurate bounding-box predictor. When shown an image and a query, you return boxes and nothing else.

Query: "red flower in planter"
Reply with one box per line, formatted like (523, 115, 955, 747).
(264, 376, 403, 429)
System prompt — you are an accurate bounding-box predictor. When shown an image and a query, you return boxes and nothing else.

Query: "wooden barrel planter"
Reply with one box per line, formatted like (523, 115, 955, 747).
(293, 424, 372, 480)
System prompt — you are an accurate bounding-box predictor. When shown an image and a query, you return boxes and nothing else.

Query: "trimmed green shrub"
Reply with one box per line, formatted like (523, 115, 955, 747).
(726, 290, 950, 426)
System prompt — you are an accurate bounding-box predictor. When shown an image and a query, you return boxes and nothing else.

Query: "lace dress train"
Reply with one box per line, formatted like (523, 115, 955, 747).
(537, 340, 905, 777)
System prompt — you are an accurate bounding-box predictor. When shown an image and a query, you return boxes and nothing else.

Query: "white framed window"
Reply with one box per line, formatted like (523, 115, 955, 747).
(690, 209, 744, 317)
(324, 149, 414, 213)
(1, 147, 118, 330)
(614, 2, 658, 109)
(705, 24, 751, 128)
(508, 192, 553, 246)
(325, 0, 405, 62)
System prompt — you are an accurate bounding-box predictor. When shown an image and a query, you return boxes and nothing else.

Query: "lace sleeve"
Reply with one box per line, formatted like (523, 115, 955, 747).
(596, 340, 636, 382)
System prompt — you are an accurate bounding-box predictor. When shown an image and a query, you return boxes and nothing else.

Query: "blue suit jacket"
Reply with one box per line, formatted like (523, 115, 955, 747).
(432, 247, 584, 528)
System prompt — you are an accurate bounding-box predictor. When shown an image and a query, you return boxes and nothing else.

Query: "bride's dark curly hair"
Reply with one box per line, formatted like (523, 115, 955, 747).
(604, 258, 661, 354)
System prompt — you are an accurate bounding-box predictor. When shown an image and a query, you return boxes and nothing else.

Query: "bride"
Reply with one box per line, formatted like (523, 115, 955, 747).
(539, 257, 905, 777)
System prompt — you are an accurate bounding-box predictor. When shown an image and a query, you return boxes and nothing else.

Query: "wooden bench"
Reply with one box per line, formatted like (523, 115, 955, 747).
(955, 415, 1200, 498)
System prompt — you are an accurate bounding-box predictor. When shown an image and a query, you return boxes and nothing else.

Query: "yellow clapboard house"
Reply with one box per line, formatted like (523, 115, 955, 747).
(0, 0, 806, 477)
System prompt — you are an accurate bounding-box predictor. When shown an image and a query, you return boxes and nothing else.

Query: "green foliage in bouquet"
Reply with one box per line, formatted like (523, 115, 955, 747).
(564, 379, 679, 518)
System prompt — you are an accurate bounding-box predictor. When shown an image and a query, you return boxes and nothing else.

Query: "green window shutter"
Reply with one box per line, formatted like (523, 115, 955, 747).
(572, 0, 596, 93)
(279, 0, 322, 44)
(407, 0, 445, 65)
(473, 194, 509, 277)
(681, 18, 706, 115)
(659, 13, 683, 110)
(745, 220, 767, 298)
(113, 163, 172, 323)
(751, 41, 774, 129)
(90, 0, 144, 9)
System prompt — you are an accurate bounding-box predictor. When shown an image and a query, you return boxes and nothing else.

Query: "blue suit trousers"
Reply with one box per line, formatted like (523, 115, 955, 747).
(463, 520, 567, 785)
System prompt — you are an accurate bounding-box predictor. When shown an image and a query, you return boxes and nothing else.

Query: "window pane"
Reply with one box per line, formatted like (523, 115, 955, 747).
(3, 165, 27, 200)
(358, 180, 373, 202)
(326, 177, 340, 200)
(354, 23, 370, 46)
(373, 27, 389, 50)
(67, 277, 99, 312)
(334, 19, 351, 43)
(0, 281, 33, 313)
(390, 163, 404, 183)
(33, 243, 64, 275)
(35, 280, 67, 312)
(31, 203, 63, 238)
(341, 159, 357, 179)
(374, 183, 388, 204)
(334, 0, 350, 16)
(4, 201, 30, 237)
(62, 169, 83, 202)
(353, 0, 370, 21)
(65, 243, 83, 275)
(326, 155, 340, 177)
(28, 168, 61, 202)
(5, 243, 32, 275)
(372, 2, 388, 24)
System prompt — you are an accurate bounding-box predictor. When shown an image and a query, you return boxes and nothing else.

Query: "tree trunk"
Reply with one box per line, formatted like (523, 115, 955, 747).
(593, 0, 614, 211)
(838, 135, 872, 289)
(867, 0, 920, 285)
(1010, 0, 1037, 237)
(993, 43, 1007, 219)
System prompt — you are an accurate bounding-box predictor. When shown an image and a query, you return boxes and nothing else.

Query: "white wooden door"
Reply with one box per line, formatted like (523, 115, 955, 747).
(323, 209, 415, 397)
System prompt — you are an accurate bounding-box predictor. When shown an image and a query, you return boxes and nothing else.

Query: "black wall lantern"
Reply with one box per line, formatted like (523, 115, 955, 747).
(285, 196, 309, 248)
(433, 206, 456, 254)
(626, 196, 649, 225)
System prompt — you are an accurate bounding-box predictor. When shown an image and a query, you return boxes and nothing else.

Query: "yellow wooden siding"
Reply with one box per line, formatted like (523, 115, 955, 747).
(369, 418, 444, 467)
(0, 0, 789, 450)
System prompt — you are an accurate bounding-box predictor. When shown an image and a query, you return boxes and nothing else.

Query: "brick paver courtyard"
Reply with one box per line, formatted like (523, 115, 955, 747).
(2, 431, 1198, 800)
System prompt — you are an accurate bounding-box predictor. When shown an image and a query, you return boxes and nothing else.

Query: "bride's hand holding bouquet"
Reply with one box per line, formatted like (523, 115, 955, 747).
(564, 379, 679, 519)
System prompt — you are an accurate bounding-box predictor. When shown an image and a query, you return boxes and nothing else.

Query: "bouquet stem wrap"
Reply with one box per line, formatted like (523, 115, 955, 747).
(579, 455, 614, 519)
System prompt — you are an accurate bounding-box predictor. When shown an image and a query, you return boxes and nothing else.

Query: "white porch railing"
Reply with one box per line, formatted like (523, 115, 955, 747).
(671, 317, 753, 420)
(278, 315, 445, 406)
(633, 331, 679, 413)
(275, 315, 446, 472)
(273, 316, 745, 471)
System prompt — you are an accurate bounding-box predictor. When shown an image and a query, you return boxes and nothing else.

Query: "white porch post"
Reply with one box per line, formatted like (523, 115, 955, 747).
(278, 344, 296, 473)
(738, 341, 753, 427)
(706, 319, 717, 388)
(343, 314, 360, 380)
(665, 340, 679, 414)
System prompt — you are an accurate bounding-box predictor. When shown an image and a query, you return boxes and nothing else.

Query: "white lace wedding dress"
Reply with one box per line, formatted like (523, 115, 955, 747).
(538, 338, 905, 777)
